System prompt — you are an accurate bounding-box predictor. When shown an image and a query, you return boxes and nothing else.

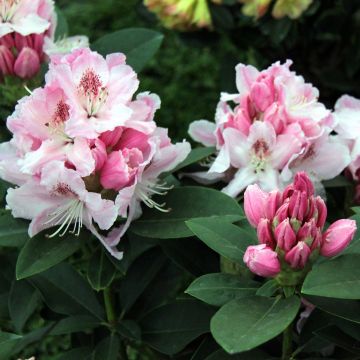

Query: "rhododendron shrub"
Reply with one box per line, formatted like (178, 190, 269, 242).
(0, 47, 191, 258)
(189, 60, 351, 197)
(2, 2, 360, 360)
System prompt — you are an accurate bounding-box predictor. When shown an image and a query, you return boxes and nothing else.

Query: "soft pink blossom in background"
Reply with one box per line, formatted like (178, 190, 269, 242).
(189, 60, 351, 197)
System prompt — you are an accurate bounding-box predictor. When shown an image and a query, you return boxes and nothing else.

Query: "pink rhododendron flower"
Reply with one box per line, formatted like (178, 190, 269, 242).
(189, 60, 350, 196)
(243, 172, 356, 279)
(1, 48, 191, 258)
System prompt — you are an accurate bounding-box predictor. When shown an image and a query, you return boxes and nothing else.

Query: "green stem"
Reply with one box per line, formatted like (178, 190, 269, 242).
(282, 324, 293, 360)
(103, 287, 116, 325)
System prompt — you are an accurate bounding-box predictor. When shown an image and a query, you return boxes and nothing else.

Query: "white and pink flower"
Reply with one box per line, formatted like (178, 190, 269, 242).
(0, 48, 191, 258)
(189, 60, 350, 196)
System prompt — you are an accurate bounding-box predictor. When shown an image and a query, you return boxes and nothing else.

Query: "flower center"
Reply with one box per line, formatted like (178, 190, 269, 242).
(46, 101, 72, 142)
(251, 139, 269, 173)
(78, 68, 108, 117)
(0, 0, 21, 22)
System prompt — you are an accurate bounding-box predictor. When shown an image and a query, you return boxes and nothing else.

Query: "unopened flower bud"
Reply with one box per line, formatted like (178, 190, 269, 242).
(257, 218, 274, 247)
(320, 219, 356, 257)
(285, 241, 311, 269)
(289, 190, 308, 221)
(243, 244, 281, 277)
(14, 47, 40, 79)
(244, 184, 268, 227)
(274, 218, 296, 251)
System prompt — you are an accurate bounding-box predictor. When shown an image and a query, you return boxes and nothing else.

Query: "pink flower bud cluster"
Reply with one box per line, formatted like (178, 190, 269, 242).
(188, 60, 351, 198)
(0, 0, 57, 80)
(0, 48, 191, 258)
(243, 172, 356, 278)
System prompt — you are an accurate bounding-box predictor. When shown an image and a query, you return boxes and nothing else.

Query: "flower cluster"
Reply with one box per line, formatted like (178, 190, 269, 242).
(144, 0, 219, 31)
(0, 47, 191, 258)
(189, 60, 350, 197)
(243, 172, 356, 280)
(240, 0, 313, 19)
(0, 0, 56, 79)
(333, 95, 360, 203)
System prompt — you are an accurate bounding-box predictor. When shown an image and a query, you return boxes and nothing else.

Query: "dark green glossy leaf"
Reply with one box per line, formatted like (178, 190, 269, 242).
(141, 299, 215, 355)
(119, 248, 166, 314)
(211, 296, 301, 354)
(55, 7, 68, 39)
(117, 320, 141, 341)
(92, 28, 163, 72)
(93, 334, 120, 360)
(131, 187, 243, 239)
(186, 218, 253, 263)
(0, 332, 22, 360)
(16, 232, 81, 279)
(30, 263, 105, 320)
(8, 280, 39, 332)
(302, 255, 360, 299)
(87, 249, 117, 291)
(0, 210, 28, 247)
(53, 347, 93, 360)
(186, 273, 259, 306)
(50, 315, 100, 335)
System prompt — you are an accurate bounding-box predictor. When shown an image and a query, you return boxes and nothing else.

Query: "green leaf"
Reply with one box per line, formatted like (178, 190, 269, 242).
(8, 280, 39, 332)
(186, 218, 253, 263)
(305, 296, 360, 324)
(256, 279, 281, 297)
(93, 334, 120, 360)
(141, 299, 215, 355)
(131, 186, 243, 239)
(53, 347, 93, 360)
(0, 332, 22, 360)
(0, 210, 28, 247)
(92, 28, 164, 72)
(55, 7, 68, 40)
(119, 248, 167, 314)
(16, 232, 81, 279)
(87, 249, 117, 291)
(211, 296, 301, 354)
(205, 349, 275, 360)
(161, 237, 219, 277)
(30, 263, 105, 320)
(117, 320, 141, 341)
(168, 147, 216, 174)
(186, 273, 259, 306)
(302, 255, 360, 299)
(50, 315, 100, 335)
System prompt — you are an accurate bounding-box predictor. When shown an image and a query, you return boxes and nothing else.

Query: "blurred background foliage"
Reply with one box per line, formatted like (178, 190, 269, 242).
(58, 0, 360, 141)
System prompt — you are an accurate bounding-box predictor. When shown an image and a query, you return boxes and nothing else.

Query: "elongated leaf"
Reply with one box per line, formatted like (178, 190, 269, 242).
(93, 334, 120, 360)
(186, 273, 259, 306)
(131, 187, 243, 239)
(16, 232, 81, 279)
(50, 315, 100, 335)
(117, 320, 141, 341)
(119, 248, 166, 314)
(92, 28, 163, 72)
(87, 249, 117, 291)
(186, 218, 254, 263)
(305, 296, 360, 324)
(302, 255, 360, 299)
(8, 280, 39, 332)
(0, 210, 28, 247)
(168, 147, 216, 174)
(161, 237, 219, 277)
(141, 299, 215, 355)
(211, 296, 301, 354)
(53, 347, 93, 360)
(30, 263, 105, 320)
(0, 332, 22, 360)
